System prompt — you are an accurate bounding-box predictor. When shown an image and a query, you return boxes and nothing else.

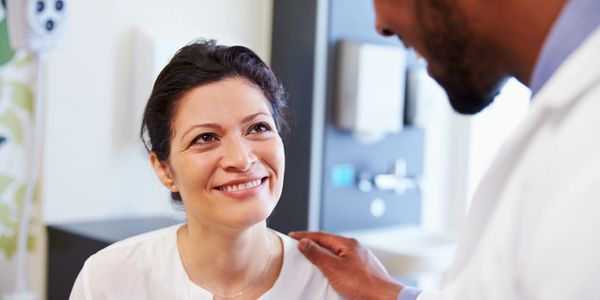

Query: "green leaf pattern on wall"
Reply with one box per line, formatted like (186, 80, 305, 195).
(0, 14, 16, 66)
(0, 110, 24, 144)
(11, 83, 34, 114)
(0, 49, 40, 260)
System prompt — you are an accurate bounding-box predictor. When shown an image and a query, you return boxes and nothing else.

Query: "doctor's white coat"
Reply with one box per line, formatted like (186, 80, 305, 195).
(419, 27, 600, 300)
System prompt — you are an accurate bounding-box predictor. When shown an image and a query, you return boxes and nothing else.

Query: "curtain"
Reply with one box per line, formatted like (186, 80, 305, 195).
(0, 6, 44, 295)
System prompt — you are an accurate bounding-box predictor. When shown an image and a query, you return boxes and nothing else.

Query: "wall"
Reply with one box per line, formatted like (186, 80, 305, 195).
(467, 79, 530, 202)
(269, 0, 322, 232)
(42, 0, 274, 224)
(1, 4, 46, 296)
(321, 0, 424, 232)
(270, 0, 425, 233)
(420, 77, 531, 233)
(417, 73, 472, 233)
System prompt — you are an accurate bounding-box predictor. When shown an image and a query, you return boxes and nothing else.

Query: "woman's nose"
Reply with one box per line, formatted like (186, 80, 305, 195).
(220, 138, 256, 172)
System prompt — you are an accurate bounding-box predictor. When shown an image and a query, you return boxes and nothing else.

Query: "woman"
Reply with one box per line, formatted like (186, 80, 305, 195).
(70, 40, 342, 300)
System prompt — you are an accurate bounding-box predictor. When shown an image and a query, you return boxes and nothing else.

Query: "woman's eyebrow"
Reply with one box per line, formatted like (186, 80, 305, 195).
(242, 112, 271, 123)
(180, 112, 271, 142)
(180, 123, 222, 142)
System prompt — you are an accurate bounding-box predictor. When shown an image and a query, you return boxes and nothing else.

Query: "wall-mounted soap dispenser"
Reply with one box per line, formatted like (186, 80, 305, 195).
(335, 41, 407, 143)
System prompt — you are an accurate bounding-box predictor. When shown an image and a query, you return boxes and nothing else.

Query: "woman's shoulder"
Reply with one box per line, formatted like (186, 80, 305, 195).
(70, 224, 188, 299)
(274, 231, 327, 276)
(80, 224, 183, 282)
(269, 230, 344, 299)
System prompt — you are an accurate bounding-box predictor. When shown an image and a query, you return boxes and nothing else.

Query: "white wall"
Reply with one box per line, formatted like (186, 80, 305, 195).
(42, 0, 274, 223)
(467, 79, 530, 202)
(420, 76, 531, 233)
(412, 67, 472, 233)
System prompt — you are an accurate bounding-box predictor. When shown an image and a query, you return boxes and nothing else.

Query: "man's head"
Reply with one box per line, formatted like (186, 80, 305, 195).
(374, 0, 509, 114)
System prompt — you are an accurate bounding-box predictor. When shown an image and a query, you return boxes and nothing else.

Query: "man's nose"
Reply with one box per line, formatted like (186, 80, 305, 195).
(375, 19, 394, 37)
(221, 138, 256, 172)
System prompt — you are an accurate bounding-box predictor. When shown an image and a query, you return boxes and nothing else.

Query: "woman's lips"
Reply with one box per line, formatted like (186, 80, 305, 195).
(216, 177, 268, 197)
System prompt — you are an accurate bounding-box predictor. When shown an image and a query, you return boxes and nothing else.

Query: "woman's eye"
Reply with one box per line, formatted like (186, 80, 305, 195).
(248, 122, 272, 134)
(191, 133, 217, 145)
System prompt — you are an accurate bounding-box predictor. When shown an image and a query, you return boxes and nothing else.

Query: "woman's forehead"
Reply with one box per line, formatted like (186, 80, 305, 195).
(173, 78, 273, 126)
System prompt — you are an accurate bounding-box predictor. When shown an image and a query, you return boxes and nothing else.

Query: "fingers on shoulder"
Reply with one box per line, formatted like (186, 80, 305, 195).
(293, 231, 355, 248)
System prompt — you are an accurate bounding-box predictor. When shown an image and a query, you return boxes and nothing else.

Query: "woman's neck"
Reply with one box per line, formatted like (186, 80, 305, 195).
(177, 220, 281, 298)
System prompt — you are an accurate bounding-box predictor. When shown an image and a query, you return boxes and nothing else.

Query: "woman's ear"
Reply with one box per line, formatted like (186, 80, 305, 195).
(150, 152, 178, 193)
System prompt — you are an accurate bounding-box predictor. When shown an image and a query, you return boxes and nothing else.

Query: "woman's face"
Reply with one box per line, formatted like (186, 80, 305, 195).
(151, 77, 285, 231)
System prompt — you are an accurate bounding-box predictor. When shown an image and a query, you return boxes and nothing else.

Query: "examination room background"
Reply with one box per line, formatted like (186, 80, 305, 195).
(0, 0, 530, 298)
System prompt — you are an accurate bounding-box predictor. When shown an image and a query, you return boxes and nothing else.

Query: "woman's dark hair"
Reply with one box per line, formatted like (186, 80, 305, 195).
(140, 40, 288, 203)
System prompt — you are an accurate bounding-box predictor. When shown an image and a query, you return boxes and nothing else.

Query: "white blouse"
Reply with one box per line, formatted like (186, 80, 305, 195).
(70, 225, 343, 300)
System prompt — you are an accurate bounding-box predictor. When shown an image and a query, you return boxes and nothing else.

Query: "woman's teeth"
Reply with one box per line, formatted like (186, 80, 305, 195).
(221, 179, 262, 192)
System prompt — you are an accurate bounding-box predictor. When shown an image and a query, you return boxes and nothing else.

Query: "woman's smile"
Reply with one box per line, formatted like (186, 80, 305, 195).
(215, 176, 269, 198)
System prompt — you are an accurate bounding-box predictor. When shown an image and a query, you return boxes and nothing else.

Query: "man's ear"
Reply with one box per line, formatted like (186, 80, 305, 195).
(150, 152, 178, 192)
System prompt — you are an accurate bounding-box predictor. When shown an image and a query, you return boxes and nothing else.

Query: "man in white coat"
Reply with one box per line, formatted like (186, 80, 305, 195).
(290, 0, 600, 299)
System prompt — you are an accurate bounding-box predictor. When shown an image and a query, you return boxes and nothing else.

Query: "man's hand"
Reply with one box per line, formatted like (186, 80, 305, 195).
(289, 231, 403, 300)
